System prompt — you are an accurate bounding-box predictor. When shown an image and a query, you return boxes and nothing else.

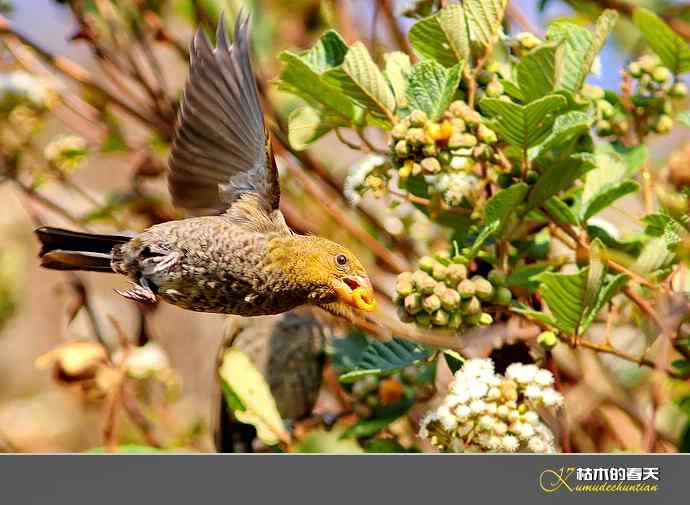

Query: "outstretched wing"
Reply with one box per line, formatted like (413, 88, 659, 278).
(168, 13, 279, 214)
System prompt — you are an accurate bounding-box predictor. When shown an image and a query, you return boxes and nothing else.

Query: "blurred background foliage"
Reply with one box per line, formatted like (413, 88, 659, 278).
(0, 0, 689, 453)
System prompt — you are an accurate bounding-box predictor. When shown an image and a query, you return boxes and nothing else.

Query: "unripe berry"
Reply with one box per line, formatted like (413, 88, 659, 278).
(595, 119, 611, 135)
(418, 256, 435, 273)
(396, 278, 414, 297)
(478, 313, 493, 325)
(537, 330, 558, 350)
(526, 170, 539, 184)
(457, 279, 476, 299)
(652, 66, 672, 83)
(628, 61, 642, 77)
(448, 133, 478, 149)
(485, 80, 504, 98)
(655, 114, 674, 133)
(423, 294, 442, 313)
(497, 172, 513, 188)
(432, 309, 449, 326)
(438, 151, 452, 166)
(404, 293, 423, 314)
(352, 380, 369, 398)
(363, 375, 379, 391)
(473, 276, 495, 301)
(421, 157, 442, 174)
(477, 124, 498, 144)
(406, 127, 427, 145)
(365, 393, 379, 407)
(391, 122, 408, 139)
(516, 32, 541, 50)
(415, 312, 432, 327)
(487, 269, 507, 286)
(638, 54, 661, 73)
(670, 82, 688, 98)
(401, 365, 418, 384)
(493, 286, 513, 306)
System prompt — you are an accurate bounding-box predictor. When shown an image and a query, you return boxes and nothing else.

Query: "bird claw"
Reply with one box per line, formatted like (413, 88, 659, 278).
(115, 283, 158, 304)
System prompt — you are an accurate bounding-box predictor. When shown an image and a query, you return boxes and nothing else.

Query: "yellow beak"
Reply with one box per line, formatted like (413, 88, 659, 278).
(334, 275, 376, 312)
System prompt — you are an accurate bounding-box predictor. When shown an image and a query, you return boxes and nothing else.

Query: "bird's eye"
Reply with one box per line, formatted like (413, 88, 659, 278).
(335, 254, 348, 266)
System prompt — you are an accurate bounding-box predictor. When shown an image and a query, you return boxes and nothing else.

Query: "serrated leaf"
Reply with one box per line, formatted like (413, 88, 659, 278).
(580, 151, 640, 221)
(485, 183, 528, 234)
(338, 338, 430, 383)
(218, 348, 288, 446)
(527, 152, 596, 210)
(406, 61, 462, 120)
(480, 94, 566, 150)
(464, 0, 507, 49)
(408, 4, 470, 67)
(301, 30, 349, 71)
(323, 42, 396, 125)
(516, 44, 564, 103)
(288, 106, 339, 150)
(634, 8, 690, 75)
(536, 267, 626, 336)
(384, 52, 412, 108)
(546, 10, 618, 92)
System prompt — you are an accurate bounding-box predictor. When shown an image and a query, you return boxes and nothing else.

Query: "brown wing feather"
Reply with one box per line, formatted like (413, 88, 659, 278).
(168, 12, 279, 214)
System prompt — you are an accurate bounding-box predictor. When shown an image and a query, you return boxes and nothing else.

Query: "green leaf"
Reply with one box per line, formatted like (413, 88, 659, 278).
(406, 61, 462, 120)
(527, 153, 596, 210)
(323, 42, 397, 126)
(535, 267, 627, 336)
(480, 94, 566, 150)
(338, 338, 431, 383)
(278, 32, 360, 124)
(516, 44, 564, 103)
(678, 110, 690, 127)
(364, 438, 409, 453)
(633, 237, 676, 274)
(218, 348, 288, 446)
(510, 303, 556, 326)
(408, 4, 470, 67)
(443, 350, 464, 374)
(384, 51, 412, 108)
(546, 10, 618, 92)
(464, 0, 508, 49)
(529, 110, 594, 163)
(634, 8, 690, 75)
(580, 151, 640, 221)
(287, 106, 339, 150)
(485, 183, 529, 234)
(87, 445, 173, 453)
(466, 221, 499, 260)
(297, 427, 363, 453)
(328, 330, 370, 373)
(507, 262, 554, 291)
(544, 196, 578, 225)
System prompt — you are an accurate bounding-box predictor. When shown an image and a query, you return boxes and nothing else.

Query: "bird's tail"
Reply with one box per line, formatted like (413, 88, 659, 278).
(34, 226, 132, 272)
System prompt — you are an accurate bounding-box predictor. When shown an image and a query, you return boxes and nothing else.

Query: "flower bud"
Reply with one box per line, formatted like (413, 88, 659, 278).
(492, 286, 513, 306)
(418, 274, 437, 294)
(597, 99, 614, 118)
(394, 139, 409, 157)
(421, 157, 442, 174)
(639, 54, 660, 73)
(485, 80, 504, 98)
(415, 312, 432, 327)
(396, 278, 414, 297)
(450, 156, 472, 171)
(447, 263, 468, 284)
(391, 122, 408, 139)
(450, 118, 466, 133)
(516, 32, 541, 50)
(627, 61, 642, 77)
(352, 380, 369, 398)
(448, 311, 463, 329)
(432, 263, 448, 281)
(409, 110, 428, 127)
(423, 294, 442, 313)
(487, 269, 506, 286)
(652, 66, 672, 83)
(655, 114, 674, 134)
(537, 331, 558, 350)
(399, 159, 413, 179)
(448, 133, 478, 149)
(457, 279, 476, 299)
(477, 124, 498, 144)
(422, 143, 438, 157)
(401, 365, 418, 384)
(670, 82, 689, 98)
(449, 100, 470, 118)
(418, 256, 435, 273)
(432, 309, 450, 326)
(463, 296, 481, 315)
(473, 278, 494, 301)
(440, 288, 461, 311)
(595, 119, 611, 135)
(404, 293, 423, 314)
(406, 127, 427, 145)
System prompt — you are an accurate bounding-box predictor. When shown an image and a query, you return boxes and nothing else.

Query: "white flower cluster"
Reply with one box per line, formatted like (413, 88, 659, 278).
(436, 172, 480, 207)
(0, 71, 56, 111)
(344, 155, 388, 205)
(419, 359, 563, 453)
(44, 134, 89, 172)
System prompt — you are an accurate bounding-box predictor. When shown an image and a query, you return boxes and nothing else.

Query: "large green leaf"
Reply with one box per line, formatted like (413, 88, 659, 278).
(464, 0, 508, 49)
(480, 94, 566, 150)
(529, 110, 594, 162)
(580, 151, 640, 222)
(408, 4, 470, 67)
(546, 10, 618, 92)
(297, 427, 363, 453)
(338, 338, 430, 383)
(323, 42, 397, 126)
(485, 183, 529, 234)
(634, 8, 690, 75)
(340, 397, 415, 439)
(535, 266, 627, 336)
(516, 44, 564, 103)
(406, 61, 462, 120)
(218, 348, 289, 446)
(384, 52, 412, 108)
(527, 153, 596, 210)
(278, 31, 360, 124)
(288, 106, 340, 150)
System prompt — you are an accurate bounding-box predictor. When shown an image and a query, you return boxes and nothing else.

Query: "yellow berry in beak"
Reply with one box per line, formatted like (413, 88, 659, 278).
(352, 286, 376, 312)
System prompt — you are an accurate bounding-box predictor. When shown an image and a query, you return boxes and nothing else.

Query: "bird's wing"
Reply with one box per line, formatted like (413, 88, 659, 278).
(168, 13, 279, 214)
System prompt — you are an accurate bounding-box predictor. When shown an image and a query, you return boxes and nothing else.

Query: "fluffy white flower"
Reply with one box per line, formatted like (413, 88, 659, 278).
(437, 405, 458, 431)
(541, 388, 564, 407)
(343, 155, 386, 205)
(478, 415, 495, 430)
(469, 399, 486, 415)
(514, 422, 535, 441)
(441, 172, 479, 207)
(455, 404, 472, 421)
(493, 421, 508, 436)
(484, 402, 497, 415)
(486, 436, 502, 451)
(524, 384, 542, 400)
(501, 435, 520, 452)
(523, 411, 540, 426)
(449, 385, 471, 405)
(487, 387, 501, 401)
(496, 405, 510, 418)
(528, 437, 546, 453)
(534, 369, 554, 387)
(468, 381, 489, 400)
(461, 358, 494, 379)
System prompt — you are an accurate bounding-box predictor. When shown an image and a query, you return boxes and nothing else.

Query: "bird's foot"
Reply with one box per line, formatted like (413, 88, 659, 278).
(115, 282, 158, 304)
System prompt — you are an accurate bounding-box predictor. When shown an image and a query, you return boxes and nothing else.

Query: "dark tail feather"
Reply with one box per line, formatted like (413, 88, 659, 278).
(35, 227, 131, 272)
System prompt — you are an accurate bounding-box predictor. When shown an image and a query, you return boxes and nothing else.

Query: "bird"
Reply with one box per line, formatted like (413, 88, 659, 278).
(34, 13, 376, 320)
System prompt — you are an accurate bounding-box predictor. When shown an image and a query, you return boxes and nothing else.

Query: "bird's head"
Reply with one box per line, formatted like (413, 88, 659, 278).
(268, 235, 376, 316)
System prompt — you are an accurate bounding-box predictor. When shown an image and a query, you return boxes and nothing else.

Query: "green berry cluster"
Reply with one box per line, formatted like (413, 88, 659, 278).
(509, 32, 543, 59)
(395, 253, 513, 330)
(389, 102, 500, 208)
(581, 84, 631, 138)
(627, 54, 686, 135)
(347, 364, 434, 419)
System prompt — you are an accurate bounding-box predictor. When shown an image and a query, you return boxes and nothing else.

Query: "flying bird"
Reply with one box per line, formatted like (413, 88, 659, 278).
(34, 14, 375, 320)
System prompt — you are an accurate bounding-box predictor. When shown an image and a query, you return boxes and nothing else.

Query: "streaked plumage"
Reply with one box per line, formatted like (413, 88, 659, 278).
(35, 13, 375, 319)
